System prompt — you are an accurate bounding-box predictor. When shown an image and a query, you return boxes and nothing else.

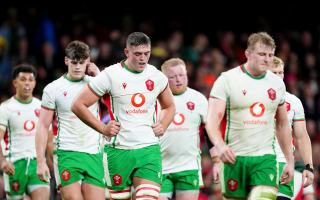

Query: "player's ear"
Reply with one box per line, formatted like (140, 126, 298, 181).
(245, 49, 250, 59)
(64, 57, 68, 66)
(124, 48, 129, 57)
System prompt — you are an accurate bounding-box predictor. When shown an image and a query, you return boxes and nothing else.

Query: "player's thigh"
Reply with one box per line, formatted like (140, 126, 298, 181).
(160, 173, 174, 199)
(104, 145, 135, 191)
(277, 162, 294, 198)
(4, 159, 28, 198)
(60, 181, 83, 200)
(81, 182, 105, 200)
(134, 145, 162, 185)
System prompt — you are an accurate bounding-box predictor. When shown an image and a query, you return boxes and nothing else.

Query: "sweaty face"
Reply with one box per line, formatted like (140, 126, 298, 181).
(246, 42, 275, 76)
(269, 64, 284, 80)
(13, 72, 36, 100)
(125, 45, 151, 72)
(65, 57, 89, 80)
(165, 64, 188, 95)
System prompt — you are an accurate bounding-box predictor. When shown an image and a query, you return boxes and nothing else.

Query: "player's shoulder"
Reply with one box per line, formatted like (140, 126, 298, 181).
(266, 70, 284, 84)
(0, 97, 14, 108)
(44, 76, 64, 91)
(102, 63, 121, 73)
(286, 92, 302, 104)
(220, 65, 242, 78)
(187, 87, 206, 98)
(146, 64, 167, 79)
(32, 97, 42, 104)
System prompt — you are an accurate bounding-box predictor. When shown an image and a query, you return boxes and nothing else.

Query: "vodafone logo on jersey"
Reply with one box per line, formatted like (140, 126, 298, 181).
(249, 102, 265, 117)
(172, 113, 185, 125)
(24, 120, 35, 132)
(131, 93, 146, 107)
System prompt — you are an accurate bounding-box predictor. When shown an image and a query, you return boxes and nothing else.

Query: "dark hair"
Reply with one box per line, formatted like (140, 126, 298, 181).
(65, 40, 90, 61)
(12, 64, 37, 79)
(126, 32, 151, 47)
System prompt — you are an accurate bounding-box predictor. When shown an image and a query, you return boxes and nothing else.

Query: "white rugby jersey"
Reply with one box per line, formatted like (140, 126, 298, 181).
(210, 65, 286, 156)
(275, 92, 305, 162)
(160, 88, 208, 174)
(0, 97, 41, 162)
(89, 62, 168, 149)
(42, 75, 101, 153)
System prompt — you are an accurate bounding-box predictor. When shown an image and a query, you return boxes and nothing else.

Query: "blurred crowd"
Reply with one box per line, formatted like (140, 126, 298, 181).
(1, 6, 320, 199)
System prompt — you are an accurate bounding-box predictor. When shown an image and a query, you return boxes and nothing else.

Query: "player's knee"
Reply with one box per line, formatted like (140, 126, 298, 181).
(109, 187, 131, 199)
(248, 186, 277, 200)
(135, 184, 160, 200)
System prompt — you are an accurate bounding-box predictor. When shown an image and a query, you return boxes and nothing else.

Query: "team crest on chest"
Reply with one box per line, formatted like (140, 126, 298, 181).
(34, 109, 40, 117)
(186, 101, 195, 110)
(267, 88, 276, 100)
(145, 79, 154, 91)
(285, 102, 291, 111)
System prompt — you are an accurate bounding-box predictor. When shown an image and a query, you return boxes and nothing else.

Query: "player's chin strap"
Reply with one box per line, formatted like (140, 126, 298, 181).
(248, 186, 277, 200)
(135, 184, 160, 200)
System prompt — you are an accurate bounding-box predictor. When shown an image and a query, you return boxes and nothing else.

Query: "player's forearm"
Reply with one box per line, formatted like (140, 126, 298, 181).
(205, 123, 225, 149)
(35, 125, 49, 163)
(158, 103, 175, 131)
(295, 133, 313, 166)
(71, 102, 104, 134)
(0, 129, 6, 162)
(276, 125, 294, 163)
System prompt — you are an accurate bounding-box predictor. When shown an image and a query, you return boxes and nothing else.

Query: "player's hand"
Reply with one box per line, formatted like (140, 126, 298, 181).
(37, 160, 51, 183)
(217, 144, 236, 164)
(152, 122, 165, 136)
(212, 162, 221, 183)
(0, 160, 15, 175)
(86, 62, 100, 76)
(280, 162, 294, 185)
(102, 120, 120, 137)
(302, 169, 314, 187)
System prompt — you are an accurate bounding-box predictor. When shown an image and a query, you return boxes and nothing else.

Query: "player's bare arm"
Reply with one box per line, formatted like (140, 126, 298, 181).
(35, 107, 54, 182)
(0, 127, 15, 175)
(275, 104, 294, 184)
(71, 85, 120, 137)
(153, 85, 175, 136)
(293, 121, 314, 187)
(206, 97, 236, 164)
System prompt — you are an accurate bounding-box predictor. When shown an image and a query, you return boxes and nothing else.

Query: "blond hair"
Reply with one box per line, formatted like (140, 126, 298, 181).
(272, 56, 284, 68)
(161, 58, 186, 73)
(247, 32, 276, 50)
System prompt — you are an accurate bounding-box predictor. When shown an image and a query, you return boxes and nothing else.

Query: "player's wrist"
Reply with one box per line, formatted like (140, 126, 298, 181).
(211, 156, 221, 164)
(305, 164, 314, 173)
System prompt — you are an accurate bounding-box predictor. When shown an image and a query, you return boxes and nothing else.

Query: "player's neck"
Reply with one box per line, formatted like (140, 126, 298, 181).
(243, 63, 266, 78)
(123, 60, 143, 74)
(14, 95, 33, 104)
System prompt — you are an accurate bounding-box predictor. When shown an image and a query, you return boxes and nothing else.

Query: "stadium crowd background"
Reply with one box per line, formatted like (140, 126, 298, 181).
(1, 4, 320, 199)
